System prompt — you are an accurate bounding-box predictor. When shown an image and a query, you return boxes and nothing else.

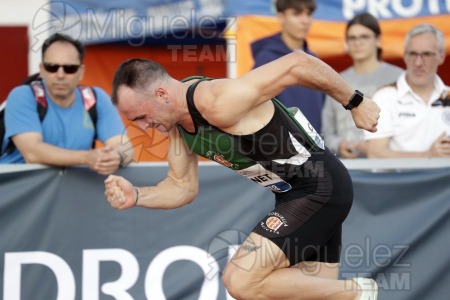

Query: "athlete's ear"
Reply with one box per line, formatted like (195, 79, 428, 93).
(155, 87, 168, 101)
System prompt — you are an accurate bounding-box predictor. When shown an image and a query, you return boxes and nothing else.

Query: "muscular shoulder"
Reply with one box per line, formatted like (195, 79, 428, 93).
(192, 78, 261, 129)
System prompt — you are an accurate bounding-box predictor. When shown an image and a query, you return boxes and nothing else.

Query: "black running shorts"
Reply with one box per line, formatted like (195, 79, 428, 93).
(252, 150, 353, 266)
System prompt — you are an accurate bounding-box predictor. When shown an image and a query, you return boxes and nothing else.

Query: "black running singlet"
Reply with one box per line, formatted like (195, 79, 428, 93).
(177, 78, 325, 193)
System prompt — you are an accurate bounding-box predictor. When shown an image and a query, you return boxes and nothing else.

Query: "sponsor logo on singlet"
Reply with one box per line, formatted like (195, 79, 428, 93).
(266, 217, 283, 231)
(260, 212, 288, 235)
(206, 151, 239, 170)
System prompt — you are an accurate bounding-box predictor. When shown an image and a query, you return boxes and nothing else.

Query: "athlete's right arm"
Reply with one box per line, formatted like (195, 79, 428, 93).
(104, 128, 199, 210)
(197, 51, 379, 133)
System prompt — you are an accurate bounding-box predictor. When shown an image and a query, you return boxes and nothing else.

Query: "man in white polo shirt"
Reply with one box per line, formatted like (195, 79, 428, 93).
(365, 23, 450, 158)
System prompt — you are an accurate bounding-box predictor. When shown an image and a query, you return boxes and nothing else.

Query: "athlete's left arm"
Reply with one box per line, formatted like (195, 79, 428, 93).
(203, 51, 379, 132)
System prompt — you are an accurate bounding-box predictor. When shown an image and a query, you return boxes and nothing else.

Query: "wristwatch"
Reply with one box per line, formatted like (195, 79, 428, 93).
(343, 90, 364, 110)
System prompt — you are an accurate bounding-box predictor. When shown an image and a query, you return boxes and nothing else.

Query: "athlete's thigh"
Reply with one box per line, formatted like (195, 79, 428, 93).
(226, 232, 290, 281)
(291, 261, 340, 279)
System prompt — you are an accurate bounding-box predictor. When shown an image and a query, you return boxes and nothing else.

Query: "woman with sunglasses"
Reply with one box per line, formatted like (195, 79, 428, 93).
(321, 13, 403, 158)
(0, 33, 133, 174)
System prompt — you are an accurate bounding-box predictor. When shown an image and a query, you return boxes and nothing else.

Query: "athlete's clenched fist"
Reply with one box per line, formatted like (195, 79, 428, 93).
(104, 175, 136, 209)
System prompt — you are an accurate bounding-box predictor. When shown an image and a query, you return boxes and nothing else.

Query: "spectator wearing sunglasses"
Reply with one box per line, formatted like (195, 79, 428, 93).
(0, 33, 133, 174)
(321, 13, 403, 158)
(365, 23, 450, 158)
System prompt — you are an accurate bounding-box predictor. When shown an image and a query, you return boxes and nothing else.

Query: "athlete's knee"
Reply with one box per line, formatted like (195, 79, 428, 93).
(222, 265, 243, 298)
(222, 265, 265, 300)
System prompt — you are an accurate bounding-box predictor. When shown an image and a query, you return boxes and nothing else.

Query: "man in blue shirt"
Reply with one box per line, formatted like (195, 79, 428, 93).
(0, 33, 132, 175)
(251, 0, 325, 133)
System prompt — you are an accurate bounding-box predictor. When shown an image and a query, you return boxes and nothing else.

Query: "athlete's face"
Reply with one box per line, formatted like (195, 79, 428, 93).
(116, 85, 175, 135)
(404, 32, 445, 89)
(345, 24, 380, 63)
(40, 41, 84, 101)
(277, 7, 313, 42)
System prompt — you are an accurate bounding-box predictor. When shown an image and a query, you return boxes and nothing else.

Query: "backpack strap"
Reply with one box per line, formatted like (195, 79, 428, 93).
(29, 81, 48, 122)
(78, 85, 98, 147)
(78, 85, 96, 110)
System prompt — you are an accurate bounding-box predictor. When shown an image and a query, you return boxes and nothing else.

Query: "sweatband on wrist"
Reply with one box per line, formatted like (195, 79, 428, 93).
(134, 187, 139, 206)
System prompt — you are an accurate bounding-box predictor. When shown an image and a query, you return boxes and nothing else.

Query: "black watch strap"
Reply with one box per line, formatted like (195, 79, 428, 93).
(343, 90, 364, 110)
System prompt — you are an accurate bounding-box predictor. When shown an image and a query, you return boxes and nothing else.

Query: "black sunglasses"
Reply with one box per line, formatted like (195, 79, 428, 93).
(43, 63, 81, 74)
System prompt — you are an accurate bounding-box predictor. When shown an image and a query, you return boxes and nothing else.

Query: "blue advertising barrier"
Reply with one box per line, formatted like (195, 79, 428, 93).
(1, 160, 450, 299)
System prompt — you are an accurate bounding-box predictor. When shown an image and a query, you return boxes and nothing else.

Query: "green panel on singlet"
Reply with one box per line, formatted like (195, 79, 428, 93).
(177, 125, 255, 170)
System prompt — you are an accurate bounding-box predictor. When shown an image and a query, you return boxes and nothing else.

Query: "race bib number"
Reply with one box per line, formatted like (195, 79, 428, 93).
(237, 164, 292, 193)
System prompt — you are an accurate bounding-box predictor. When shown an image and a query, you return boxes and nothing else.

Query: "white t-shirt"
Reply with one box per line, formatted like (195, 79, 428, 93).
(365, 73, 450, 152)
(321, 62, 403, 155)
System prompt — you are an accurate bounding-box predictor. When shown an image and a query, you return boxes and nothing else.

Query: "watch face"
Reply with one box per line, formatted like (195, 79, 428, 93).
(351, 91, 363, 105)
(344, 90, 364, 110)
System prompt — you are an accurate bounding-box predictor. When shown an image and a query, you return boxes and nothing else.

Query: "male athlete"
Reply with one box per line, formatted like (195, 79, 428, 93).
(104, 51, 380, 299)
